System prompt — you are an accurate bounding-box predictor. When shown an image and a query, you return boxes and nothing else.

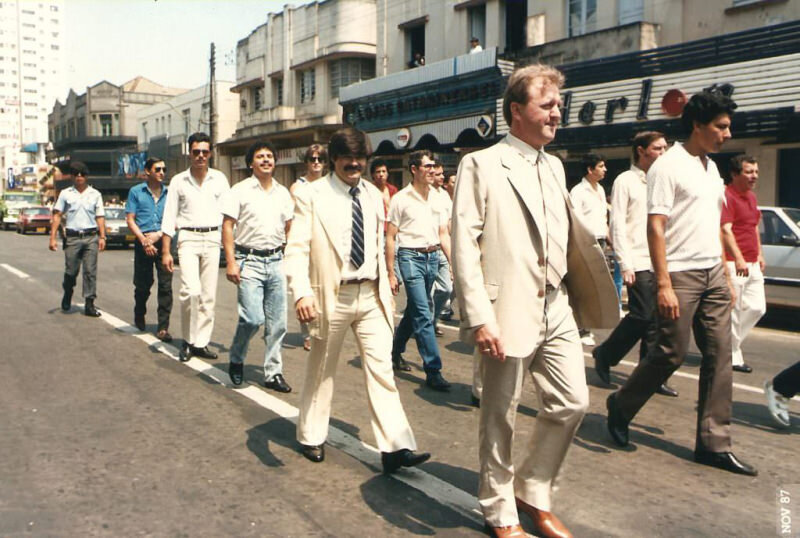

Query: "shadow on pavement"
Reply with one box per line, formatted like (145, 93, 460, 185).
(245, 418, 295, 468)
(732, 400, 799, 433)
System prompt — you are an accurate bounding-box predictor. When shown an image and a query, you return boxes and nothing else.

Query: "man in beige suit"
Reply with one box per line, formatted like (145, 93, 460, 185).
(452, 64, 618, 538)
(284, 127, 430, 474)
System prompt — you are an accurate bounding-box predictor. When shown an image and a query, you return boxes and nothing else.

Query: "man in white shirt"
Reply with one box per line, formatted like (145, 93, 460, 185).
(469, 37, 483, 54)
(285, 127, 429, 473)
(161, 132, 230, 362)
(607, 90, 757, 477)
(387, 150, 452, 391)
(223, 140, 294, 391)
(593, 132, 678, 397)
(431, 162, 454, 334)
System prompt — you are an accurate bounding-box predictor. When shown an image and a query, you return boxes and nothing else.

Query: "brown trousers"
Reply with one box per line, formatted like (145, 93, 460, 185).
(616, 263, 732, 452)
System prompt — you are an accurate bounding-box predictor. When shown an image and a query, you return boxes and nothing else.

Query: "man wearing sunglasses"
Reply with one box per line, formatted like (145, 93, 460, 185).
(125, 157, 173, 342)
(161, 132, 230, 362)
(49, 161, 106, 317)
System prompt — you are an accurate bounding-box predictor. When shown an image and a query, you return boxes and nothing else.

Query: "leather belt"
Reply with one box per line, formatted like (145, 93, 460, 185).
(65, 228, 97, 237)
(181, 226, 219, 233)
(340, 278, 374, 286)
(235, 244, 284, 257)
(399, 245, 440, 253)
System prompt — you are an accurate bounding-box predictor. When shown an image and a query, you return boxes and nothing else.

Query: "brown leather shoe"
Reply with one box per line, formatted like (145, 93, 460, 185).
(484, 522, 528, 537)
(515, 498, 572, 538)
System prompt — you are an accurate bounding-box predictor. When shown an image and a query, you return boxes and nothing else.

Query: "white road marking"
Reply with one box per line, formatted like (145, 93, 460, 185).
(1, 263, 30, 279)
(97, 307, 484, 524)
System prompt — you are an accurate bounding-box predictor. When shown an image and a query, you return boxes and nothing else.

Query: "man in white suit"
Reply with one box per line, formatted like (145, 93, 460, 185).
(452, 64, 619, 538)
(284, 127, 430, 474)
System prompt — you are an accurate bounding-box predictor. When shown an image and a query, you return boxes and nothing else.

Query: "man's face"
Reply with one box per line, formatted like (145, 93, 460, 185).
(637, 137, 667, 171)
(251, 148, 275, 178)
(433, 166, 444, 188)
(190, 141, 211, 169)
(732, 161, 758, 191)
(73, 171, 87, 189)
(587, 161, 606, 182)
(306, 152, 323, 175)
(146, 161, 166, 183)
(372, 165, 388, 185)
(694, 113, 732, 154)
(332, 154, 366, 185)
(411, 156, 436, 185)
(510, 78, 562, 148)
(444, 175, 457, 197)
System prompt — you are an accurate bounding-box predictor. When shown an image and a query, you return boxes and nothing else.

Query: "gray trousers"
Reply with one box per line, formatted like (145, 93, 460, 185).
(616, 263, 733, 452)
(63, 234, 99, 299)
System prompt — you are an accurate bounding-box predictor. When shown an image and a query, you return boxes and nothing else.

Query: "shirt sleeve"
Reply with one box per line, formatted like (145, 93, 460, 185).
(124, 187, 138, 215)
(53, 191, 67, 213)
(610, 175, 632, 271)
(387, 195, 401, 227)
(94, 190, 105, 217)
(647, 166, 674, 216)
(161, 179, 179, 237)
(220, 187, 240, 221)
(720, 189, 734, 225)
(283, 191, 295, 222)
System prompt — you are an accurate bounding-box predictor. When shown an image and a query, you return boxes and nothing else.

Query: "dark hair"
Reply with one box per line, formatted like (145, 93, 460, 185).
(582, 152, 605, 173)
(631, 131, 666, 163)
(680, 91, 738, 135)
(328, 127, 371, 164)
(245, 140, 278, 168)
(444, 172, 457, 185)
(145, 157, 164, 171)
(69, 161, 89, 176)
(187, 132, 212, 150)
(729, 154, 757, 178)
(369, 158, 388, 176)
(303, 143, 327, 164)
(408, 150, 434, 172)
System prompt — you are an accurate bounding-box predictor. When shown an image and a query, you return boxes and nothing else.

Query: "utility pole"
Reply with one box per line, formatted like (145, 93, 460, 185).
(209, 43, 216, 152)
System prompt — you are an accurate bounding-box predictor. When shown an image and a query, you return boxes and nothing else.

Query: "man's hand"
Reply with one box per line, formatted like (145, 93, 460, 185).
(734, 257, 749, 277)
(98, 237, 106, 252)
(143, 232, 160, 257)
(622, 269, 636, 286)
(474, 324, 505, 362)
(226, 262, 241, 285)
(389, 274, 399, 296)
(48, 236, 58, 251)
(657, 285, 680, 320)
(758, 254, 766, 272)
(296, 296, 317, 323)
(162, 252, 174, 273)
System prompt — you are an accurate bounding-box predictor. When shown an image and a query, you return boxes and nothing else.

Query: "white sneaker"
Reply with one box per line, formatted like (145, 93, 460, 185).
(764, 380, 791, 428)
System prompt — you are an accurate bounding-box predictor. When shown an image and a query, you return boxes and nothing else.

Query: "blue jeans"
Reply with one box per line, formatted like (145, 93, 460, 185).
(392, 248, 442, 373)
(229, 252, 288, 380)
(431, 257, 453, 322)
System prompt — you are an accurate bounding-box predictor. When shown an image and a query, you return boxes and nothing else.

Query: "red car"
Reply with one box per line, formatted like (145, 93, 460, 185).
(16, 206, 52, 234)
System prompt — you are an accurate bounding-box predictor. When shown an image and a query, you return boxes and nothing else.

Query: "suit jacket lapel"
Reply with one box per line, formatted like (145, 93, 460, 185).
(499, 141, 547, 247)
(316, 175, 345, 263)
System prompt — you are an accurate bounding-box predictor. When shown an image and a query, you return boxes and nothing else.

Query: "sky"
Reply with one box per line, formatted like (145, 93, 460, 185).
(61, 0, 289, 100)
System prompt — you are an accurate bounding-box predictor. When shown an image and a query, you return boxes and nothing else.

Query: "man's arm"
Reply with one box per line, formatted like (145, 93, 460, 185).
(610, 177, 635, 285)
(721, 222, 748, 277)
(721, 229, 737, 307)
(756, 222, 765, 271)
(95, 216, 106, 251)
(439, 224, 451, 266)
(160, 183, 179, 272)
(647, 214, 679, 320)
(284, 186, 316, 323)
(49, 211, 62, 251)
(222, 216, 240, 285)
(386, 223, 399, 295)
(126, 213, 157, 257)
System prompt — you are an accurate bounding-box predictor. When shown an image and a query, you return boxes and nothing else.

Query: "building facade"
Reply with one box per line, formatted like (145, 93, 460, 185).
(218, 0, 377, 185)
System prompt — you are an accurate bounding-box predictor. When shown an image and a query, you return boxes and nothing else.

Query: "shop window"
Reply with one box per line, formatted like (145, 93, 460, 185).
(299, 68, 315, 104)
(330, 58, 375, 98)
(567, 0, 597, 37)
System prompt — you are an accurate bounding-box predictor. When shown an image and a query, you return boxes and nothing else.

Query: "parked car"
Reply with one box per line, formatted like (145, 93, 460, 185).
(2, 191, 41, 230)
(759, 206, 800, 309)
(15, 206, 52, 234)
(103, 207, 135, 248)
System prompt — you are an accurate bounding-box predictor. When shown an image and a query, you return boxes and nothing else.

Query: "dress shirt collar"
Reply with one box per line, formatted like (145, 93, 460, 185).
(331, 172, 364, 196)
(580, 177, 604, 194)
(630, 165, 646, 183)
(506, 133, 544, 163)
(244, 175, 277, 194)
(145, 182, 166, 198)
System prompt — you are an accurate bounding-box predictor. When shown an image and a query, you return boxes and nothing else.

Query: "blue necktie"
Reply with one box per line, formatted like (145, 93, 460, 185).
(349, 186, 364, 268)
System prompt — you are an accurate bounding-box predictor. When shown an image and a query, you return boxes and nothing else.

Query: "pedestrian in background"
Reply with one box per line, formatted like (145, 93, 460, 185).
(764, 360, 798, 428)
(721, 155, 766, 374)
(222, 140, 294, 391)
(125, 157, 173, 341)
(49, 161, 106, 317)
(430, 161, 453, 337)
(161, 132, 230, 362)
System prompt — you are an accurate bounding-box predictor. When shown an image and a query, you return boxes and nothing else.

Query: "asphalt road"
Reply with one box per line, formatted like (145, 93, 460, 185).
(0, 230, 797, 537)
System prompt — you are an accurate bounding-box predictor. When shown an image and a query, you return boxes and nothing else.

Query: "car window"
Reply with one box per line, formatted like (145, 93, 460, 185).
(783, 208, 800, 228)
(761, 210, 794, 245)
(104, 208, 125, 219)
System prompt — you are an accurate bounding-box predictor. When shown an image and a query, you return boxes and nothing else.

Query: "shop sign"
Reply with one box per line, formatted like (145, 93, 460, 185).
(476, 115, 493, 138)
(395, 128, 411, 148)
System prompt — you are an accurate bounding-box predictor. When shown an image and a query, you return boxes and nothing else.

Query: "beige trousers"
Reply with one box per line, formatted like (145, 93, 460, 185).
(478, 285, 588, 526)
(297, 281, 417, 453)
(177, 231, 220, 348)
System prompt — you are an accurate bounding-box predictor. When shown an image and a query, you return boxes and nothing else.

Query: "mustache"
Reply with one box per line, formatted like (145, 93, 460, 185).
(343, 164, 363, 172)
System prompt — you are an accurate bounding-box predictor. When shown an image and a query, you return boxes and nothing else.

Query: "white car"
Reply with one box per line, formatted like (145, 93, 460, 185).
(758, 206, 800, 309)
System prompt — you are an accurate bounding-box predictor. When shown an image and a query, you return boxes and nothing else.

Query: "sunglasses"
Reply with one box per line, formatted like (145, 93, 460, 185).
(153, 166, 166, 172)
(307, 156, 322, 163)
(192, 149, 211, 157)
(74, 172, 87, 177)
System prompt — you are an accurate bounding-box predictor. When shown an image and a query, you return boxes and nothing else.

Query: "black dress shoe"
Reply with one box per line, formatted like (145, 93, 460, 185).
(61, 291, 72, 312)
(189, 345, 218, 359)
(179, 342, 191, 362)
(425, 371, 451, 391)
(656, 383, 679, 397)
(470, 395, 481, 408)
(229, 362, 244, 386)
(733, 364, 753, 373)
(392, 354, 412, 372)
(84, 299, 101, 317)
(593, 346, 611, 385)
(134, 315, 146, 331)
(264, 373, 291, 393)
(381, 448, 431, 474)
(694, 450, 757, 476)
(301, 444, 325, 463)
(606, 393, 630, 447)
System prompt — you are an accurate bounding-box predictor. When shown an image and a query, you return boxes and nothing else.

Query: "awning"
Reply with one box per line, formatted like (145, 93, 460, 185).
(366, 114, 495, 151)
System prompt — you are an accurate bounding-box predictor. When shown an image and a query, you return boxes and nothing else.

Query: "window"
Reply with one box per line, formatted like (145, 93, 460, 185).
(252, 85, 263, 111)
(182, 108, 190, 134)
(567, 0, 597, 37)
(272, 78, 283, 106)
(99, 114, 112, 136)
(142, 121, 148, 142)
(329, 58, 375, 98)
(467, 4, 486, 52)
(405, 25, 425, 68)
(619, 0, 644, 24)
(299, 68, 315, 104)
(760, 210, 795, 245)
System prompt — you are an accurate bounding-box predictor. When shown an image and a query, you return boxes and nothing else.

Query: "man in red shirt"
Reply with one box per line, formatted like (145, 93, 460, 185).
(721, 155, 766, 374)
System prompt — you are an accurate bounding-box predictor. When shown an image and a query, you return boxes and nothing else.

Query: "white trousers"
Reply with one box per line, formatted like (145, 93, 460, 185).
(297, 281, 417, 453)
(177, 231, 220, 348)
(478, 285, 588, 526)
(727, 261, 766, 366)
